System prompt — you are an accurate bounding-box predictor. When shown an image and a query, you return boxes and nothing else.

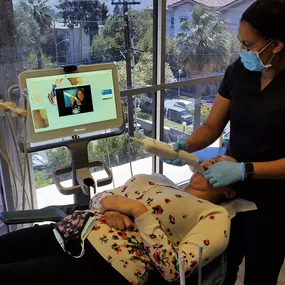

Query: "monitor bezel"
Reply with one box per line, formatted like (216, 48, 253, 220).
(19, 63, 123, 143)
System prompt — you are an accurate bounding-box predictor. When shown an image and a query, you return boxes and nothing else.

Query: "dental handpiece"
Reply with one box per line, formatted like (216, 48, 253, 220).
(131, 138, 204, 173)
(64, 92, 79, 102)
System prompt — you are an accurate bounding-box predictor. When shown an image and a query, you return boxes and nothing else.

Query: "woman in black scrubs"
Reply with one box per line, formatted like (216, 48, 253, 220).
(164, 1, 285, 284)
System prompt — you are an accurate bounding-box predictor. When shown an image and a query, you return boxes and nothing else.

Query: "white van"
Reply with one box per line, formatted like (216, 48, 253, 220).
(174, 100, 195, 111)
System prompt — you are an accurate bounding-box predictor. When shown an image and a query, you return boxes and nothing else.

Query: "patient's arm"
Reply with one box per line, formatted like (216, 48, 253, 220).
(89, 175, 149, 210)
(134, 207, 230, 281)
(89, 187, 121, 210)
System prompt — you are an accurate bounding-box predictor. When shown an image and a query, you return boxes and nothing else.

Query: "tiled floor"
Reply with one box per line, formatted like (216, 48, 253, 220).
(235, 259, 285, 285)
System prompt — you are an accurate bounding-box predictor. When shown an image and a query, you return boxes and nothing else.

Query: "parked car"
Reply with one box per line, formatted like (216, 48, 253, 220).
(140, 100, 167, 116)
(125, 123, 144, 136)
(167, 106, 192, 125)
(32, 154, 47, 172)
(140, 100, 152, 114)
(174, 100, 195, 111)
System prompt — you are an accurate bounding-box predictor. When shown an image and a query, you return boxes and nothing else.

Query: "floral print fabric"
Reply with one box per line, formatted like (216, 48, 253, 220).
(55, 211, 92, 239)
(62, 174, 230, 284)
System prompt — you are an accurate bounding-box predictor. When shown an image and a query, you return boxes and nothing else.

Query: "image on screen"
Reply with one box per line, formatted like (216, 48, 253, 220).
(56, 85, 94, 117)
(32, 109, 49, 129)
(26, 69, 118, 134)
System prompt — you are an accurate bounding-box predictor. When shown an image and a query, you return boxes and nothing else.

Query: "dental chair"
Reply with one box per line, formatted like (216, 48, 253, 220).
(0, 135, 227, 285)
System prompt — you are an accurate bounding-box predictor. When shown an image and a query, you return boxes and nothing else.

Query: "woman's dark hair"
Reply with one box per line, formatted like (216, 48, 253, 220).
(76, 89, 84, 98)
(241, 0, 285, 43)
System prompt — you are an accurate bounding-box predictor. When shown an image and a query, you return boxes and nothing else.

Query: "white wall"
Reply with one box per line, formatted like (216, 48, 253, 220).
(166, 11, 175, 37)
(219, 0, 255, 32)
(166, 0, 255, 37)
(69, 27, 90, 64)
(166, 3, 193, 36)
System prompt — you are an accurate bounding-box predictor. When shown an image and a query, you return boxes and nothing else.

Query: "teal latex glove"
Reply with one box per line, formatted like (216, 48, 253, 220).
(160, 139, 189, 166)
(203, 161, 245, 188)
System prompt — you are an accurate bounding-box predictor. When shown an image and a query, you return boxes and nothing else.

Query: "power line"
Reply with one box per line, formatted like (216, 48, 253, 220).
(111, 1, 141, 5)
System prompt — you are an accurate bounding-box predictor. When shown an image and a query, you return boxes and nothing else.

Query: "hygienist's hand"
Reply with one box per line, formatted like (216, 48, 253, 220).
(160, 139, 189, 166)
(203, 161, 245, 188)
(101, 195, 147, 218)
(104, 211, 134, 230)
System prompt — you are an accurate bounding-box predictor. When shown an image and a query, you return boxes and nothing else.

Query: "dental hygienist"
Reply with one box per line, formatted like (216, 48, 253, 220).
(164, 1, 285, 284)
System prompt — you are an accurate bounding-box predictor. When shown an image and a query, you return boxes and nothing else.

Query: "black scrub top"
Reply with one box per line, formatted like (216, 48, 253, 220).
(219, 59, 285, 214)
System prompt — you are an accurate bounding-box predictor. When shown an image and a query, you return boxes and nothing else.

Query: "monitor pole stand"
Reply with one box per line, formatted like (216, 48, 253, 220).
(53, 137, 113, 204)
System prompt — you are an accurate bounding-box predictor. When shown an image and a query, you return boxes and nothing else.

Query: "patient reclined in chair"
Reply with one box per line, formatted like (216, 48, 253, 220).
(0, 156, 248, 285)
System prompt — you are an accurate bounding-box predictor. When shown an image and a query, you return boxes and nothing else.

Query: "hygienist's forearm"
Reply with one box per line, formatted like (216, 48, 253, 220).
(186, 123, 222, 153)
(253, 158, 285, 179)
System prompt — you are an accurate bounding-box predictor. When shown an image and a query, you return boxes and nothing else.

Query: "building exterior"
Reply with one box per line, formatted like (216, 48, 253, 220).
(166, 0, 255, 37)
(53, 22, 91, 65)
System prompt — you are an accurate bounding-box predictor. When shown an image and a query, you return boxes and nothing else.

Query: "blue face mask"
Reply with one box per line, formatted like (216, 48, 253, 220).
(240, 41, 274, 72)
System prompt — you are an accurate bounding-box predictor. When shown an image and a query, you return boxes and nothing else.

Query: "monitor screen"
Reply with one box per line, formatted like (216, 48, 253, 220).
(19, 64, 123, 142)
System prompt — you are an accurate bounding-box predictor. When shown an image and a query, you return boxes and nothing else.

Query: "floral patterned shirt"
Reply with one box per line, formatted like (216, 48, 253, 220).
(87, 174, 230, 284)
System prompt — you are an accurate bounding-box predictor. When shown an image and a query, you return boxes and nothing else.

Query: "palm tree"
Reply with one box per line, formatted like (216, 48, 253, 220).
(0, 0, 18, 99)
(29, 0, 52, 69)
(15, 0, 54, 70)
(18, 0, 52, 69)
(177, 4, 230, 77)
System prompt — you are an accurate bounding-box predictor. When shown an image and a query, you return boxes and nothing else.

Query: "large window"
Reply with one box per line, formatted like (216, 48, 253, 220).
(0, 0, 253, 219)
(13, 0, 153, 90)
(32, 92, 154, 208)
(165, 1, 245, 84)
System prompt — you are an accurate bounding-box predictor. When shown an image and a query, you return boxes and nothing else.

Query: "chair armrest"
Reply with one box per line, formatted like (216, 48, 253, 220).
(0, 203, 90, 225)
(0, 202, 90, 225)
(58, 203, 89, 215)
(0, 208, 67, 225)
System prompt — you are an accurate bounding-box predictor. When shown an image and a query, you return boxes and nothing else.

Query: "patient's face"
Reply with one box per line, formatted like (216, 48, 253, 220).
(187, 156, 237, 202)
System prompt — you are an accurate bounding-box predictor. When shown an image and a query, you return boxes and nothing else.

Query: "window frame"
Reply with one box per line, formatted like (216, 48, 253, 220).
(170, 16, 175, 28)
(180, 16, 188, 23)
(0, 0, 225, 221)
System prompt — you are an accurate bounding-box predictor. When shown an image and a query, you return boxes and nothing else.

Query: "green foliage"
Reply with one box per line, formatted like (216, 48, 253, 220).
(14, 2, 40, 50)
(45, 147, 71, 181)
(90, 35, 117, 62)
(190, 104, 211, 124)
(56, 0, 108, 37)
(35, 171, 53, 189)
(14, 0, 53, 69)
(24, 50, 54, 70)
(166, 36, 180, 78)
(116, 52, 175, 89)
(164, 120, 193, 135)
(132, 10, 153, 53)
(229, 32, 240, 63)
(137, 111, 152, 121)
(177, 4, 230, 76)
(38, 135, 148, 187)
(88, 134, 149, 168)
(90, 9, 153, 61)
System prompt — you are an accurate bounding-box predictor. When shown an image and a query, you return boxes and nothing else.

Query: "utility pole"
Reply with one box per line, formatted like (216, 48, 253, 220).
(111, 1, 140, 137)
(130, 37, 137, 131)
